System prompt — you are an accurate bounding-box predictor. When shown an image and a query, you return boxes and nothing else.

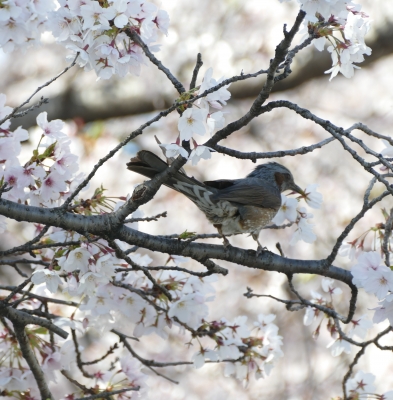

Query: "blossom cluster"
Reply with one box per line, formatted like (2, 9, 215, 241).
(159, 67, 230, 166)
(0, 95, 82, 210)
(271, 183, 323, 244)
(280, 0, 371, 80)
(303, 277, 373, 356)
(346, 371, 393, 400)
(0, 225, 286, 395)
(301, 277, 393, 398)
(0, 322, 146, 397)
(0, 0, 169, 79)
(350, 252, 393, 326)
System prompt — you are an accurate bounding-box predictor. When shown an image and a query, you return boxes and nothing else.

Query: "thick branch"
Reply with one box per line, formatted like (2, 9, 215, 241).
(0, 198, 353, 286)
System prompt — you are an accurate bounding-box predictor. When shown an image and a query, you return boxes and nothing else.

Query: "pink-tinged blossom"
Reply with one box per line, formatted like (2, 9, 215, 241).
(134, 311, 168, 339)
(168, 293, 208, 329)
(272, 194, 298, 225)
(120, 356, 146, 386)
(189, 144, 212, 165)
(290, 210, 317, 245)
(0, 93, 13, 123)
(159, 143, 189, 159)
(339, 239, 363, 261)
(303, 184, 323, 209)
(192, 348, 219, 369)
(182, 274, 217, 296)
(303, 306, 320, 326)
(349, 315, 372, 339)
(198, 67, 231, 109)
(362, 266, 393, 300)
(42, 349, 62, 382)
(346, 371, 376, 397)
(80, 2, 115, 31)
(221, 316, 250, 341)
(109, 0, 128, 28)
(254, 313, 278, 333)
(381, 139, 393, 158)
(0, 138, 16, 160)
(80, 290, 114, 315)
(78, 272, 109, 295)
(61, 247, 91, 273)
(206, 111, 225, 135)
(351, 251, 384, 288)
(154, 9, 170, 35)
(36, 112, 65, 137)
(0, 368, 30, 392)
(373, 294, 393, 326)
(19, 163, 46, 187)
(52, 148, 79, 177)
(3, 166, 26, 201)
(327, 336, 351, 357)
(0, 0, 23, 22)
(178, 108, 208, 141)
(46, 8, 80, 42)
(321, 278, 342, 296)
(39, 171, 67, 202)
(116, 293, 147, 322)
(58, 340, 76, 370)
(31, 269, 62, 293)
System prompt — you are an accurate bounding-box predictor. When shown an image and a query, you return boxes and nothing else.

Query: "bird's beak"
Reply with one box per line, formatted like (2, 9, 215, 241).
(291, 183, 305, 195)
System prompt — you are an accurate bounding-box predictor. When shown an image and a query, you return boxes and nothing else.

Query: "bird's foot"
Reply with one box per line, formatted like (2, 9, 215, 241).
(222, 236, 231, 248)
(257, 241, 269, 257)
(256, 245, 268, 257)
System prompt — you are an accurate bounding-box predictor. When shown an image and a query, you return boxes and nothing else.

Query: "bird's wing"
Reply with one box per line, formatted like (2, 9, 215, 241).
(204, 179, 237, 190)
(211, 178, 281, 209)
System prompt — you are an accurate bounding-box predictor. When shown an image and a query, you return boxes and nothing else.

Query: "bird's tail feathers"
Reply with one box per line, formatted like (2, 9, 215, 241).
(127, 150, 212, 196)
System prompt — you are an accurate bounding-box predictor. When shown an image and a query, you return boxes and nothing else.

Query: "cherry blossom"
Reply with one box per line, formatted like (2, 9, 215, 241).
(373, 294, 393, 326)
(381, 139, 393, 158)
(198, 67, 231, 109)
(178, 108, 208, 141)
(327, 335, 351, 357)
(189, 142, 213, 165)
(351, 251, 385, 288)
(36, 112, 65, 137)
(158, 142, 189, 159)
(346, 371, 376, 397)
(272, 194, 298, 225)
(290, 210, 317, 245)
(31, 269, 62, 293)
(303, 184, 323, 209)
(321, 278, 342, 296)
(349, 316, 372, 340)
(60, 247, 92, 273)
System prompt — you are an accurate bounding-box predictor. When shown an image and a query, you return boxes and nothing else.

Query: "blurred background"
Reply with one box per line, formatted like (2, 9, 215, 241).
(1, 0, 393, 399)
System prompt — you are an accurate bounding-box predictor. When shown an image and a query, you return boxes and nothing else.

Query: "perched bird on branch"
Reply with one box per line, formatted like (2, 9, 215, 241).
(127, 150, 303, 252)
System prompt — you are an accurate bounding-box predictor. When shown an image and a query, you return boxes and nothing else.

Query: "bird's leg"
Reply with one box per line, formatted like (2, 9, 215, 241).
(214, 224, 230, 248)
(252, 231, 266, 256)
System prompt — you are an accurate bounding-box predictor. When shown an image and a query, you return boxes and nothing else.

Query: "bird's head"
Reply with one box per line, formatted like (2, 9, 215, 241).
(247, 162, 304, 194)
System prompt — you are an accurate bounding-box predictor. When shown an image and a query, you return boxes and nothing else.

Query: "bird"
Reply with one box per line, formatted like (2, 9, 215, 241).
(127, 150, 304, 251)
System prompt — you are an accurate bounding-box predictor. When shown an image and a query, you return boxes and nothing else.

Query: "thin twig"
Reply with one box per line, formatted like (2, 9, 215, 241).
(382, 208, 393, 267)
(128, 30, 185, 94)
(190, 53, 203, 90)
(124, 211, 167, 223)
(0, 54, 79, 126)
(13, 322, 54, 400)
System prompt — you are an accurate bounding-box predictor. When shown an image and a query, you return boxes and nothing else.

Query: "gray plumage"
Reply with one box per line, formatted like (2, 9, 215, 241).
(127, 151, 303, 247)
